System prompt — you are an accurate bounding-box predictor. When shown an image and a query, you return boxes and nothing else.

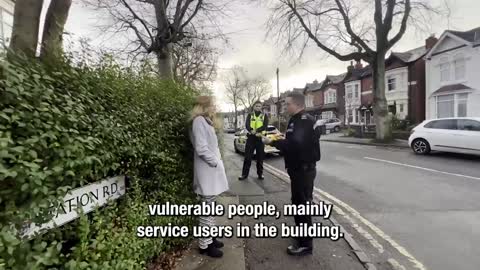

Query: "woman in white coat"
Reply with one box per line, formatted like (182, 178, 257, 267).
(189, 96, 229, 258)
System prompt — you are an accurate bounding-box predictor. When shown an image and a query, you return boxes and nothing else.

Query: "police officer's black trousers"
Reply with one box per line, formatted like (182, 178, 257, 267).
(241, 135, 265, 177)
(287, 165, 316, 248)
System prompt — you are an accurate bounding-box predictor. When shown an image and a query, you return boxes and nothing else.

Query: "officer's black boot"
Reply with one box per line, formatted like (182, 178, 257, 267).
(199, 242, 223, 258)
(286, 244, 313, 256)
(287, 238, 313, 256)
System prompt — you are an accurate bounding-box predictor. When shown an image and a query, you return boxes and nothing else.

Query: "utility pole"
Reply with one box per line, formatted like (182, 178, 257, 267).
(276, 67, 280, 130)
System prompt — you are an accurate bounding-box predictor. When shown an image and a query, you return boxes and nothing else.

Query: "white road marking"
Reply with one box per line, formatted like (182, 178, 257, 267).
(364, 157, 480, 181)
(263, 162, 425, 270)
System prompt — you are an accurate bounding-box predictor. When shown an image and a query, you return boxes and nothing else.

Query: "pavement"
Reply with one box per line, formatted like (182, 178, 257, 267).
(174, 136, 367, 270)
(320, 132, 409, 149)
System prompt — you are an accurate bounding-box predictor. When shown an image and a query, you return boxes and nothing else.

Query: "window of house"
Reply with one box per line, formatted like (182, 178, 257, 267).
(347, 109, 353, 123)
(387, 76, 397, 91)
(388, 105, 397, 115)
(436, 94, 454, 118)
(440, 57, 450, 82)
(322, 111, 334, 119)
(454, 54, 466, 81)
(1, 9, 13, 47)
(457, 93, 468, 117)
(435, 93, 468, 118)
(400, 104, 404, 113)
(325, 90, 336, 104)
(346, 85, 353, 100)
(354, 84, 359, 98)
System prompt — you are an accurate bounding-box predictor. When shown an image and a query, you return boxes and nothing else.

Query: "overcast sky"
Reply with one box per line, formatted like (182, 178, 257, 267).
(63, 0, 479, 111)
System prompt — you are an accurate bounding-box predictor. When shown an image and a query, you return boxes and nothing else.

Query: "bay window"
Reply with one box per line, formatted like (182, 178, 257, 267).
(436, 93, 468, 118)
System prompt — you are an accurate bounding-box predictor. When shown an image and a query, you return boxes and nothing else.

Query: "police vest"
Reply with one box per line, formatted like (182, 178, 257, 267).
(250, 113, 266, 134)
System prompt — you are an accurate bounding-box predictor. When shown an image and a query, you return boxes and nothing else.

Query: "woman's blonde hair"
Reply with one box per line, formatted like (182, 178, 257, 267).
(189, 96, 222, 129)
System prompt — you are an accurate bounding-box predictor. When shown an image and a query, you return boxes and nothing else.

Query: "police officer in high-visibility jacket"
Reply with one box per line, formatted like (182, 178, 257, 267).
(239, 101, 269, 180)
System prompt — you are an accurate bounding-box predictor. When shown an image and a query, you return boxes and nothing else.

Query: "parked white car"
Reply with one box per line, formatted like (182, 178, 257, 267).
(315, 118, 343, 132)
(408, 117, 480, 155)
(234, 125, 284, 155)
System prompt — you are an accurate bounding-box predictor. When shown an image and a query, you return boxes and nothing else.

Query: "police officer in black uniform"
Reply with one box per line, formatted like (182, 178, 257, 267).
(262, 91, 321, 256)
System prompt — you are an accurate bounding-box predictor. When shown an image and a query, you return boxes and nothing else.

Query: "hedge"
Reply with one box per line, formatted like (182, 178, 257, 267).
(0, 56, 197, 269)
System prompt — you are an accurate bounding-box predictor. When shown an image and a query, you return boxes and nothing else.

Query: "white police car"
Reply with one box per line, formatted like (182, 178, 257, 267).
(233, 125, 284, 155)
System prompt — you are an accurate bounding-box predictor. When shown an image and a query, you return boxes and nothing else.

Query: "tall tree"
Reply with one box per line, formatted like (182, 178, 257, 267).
(41, 0, 73, 61)
(9, 0, 72, 60)
(267, 0, 442, 141)
(85, 0, 227, 80)
(224, 66, 247, 131)
(9, 0, 43, 58)
(172, 38, 219, 88)
(239, 76, 270, 111)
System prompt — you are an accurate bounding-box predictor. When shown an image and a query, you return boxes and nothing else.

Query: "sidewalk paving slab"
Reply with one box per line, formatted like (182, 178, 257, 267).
(240, 174, 366, 270)
(174, 148, 367, 270)
(173, 196, 246, 270)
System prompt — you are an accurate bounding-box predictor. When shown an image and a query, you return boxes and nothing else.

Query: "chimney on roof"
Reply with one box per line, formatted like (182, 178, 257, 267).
(426, 35, 438, 49)
(313, 79, 318, 84)
(347, 61, 354, 73)
(354, 60, 363, 69)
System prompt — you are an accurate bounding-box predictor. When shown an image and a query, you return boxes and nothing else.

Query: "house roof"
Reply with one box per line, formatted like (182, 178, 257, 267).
(446, 27, 480, 44)
(305, 80, 323, 92)
(325, 73, 347, 84)
(263, 97, 276, 105)
(344, 66, 372, 82)
(390, 45, 428, 63)
(431, 83, 473, 95)
(293, 88, 305, 94)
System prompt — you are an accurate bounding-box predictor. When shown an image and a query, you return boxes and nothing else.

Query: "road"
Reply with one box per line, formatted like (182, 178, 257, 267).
(224, 133, 480, 270)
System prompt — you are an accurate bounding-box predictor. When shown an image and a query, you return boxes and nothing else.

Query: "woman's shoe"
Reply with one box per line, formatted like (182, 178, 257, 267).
(212, 238, 224, 248)
(199, 242, 223, 258)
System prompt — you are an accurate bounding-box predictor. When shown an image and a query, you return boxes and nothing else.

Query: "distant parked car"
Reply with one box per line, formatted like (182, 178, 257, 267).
(315, 118, 343, 133)
(234, 125, 284, 155)
(224, 127, 236, 133)
(408, 117, 480, 155)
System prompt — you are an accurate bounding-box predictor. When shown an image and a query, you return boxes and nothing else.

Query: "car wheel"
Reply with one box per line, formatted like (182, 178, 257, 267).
(333, 126, 340, 132)
(412, 138, 431, 155)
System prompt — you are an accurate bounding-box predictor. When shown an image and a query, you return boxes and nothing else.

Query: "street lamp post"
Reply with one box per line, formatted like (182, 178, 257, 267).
(276, 68, 280, 130)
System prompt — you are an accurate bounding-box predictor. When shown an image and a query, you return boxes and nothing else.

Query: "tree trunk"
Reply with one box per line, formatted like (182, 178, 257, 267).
(40, 0, 72, 61)
(372, 51, 391, 141)
(9, 0, 44, 58)
(157, 43, 174, 80)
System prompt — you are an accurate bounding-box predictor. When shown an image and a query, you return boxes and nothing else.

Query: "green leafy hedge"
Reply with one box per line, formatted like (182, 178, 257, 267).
(0, 57, 197, 269)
